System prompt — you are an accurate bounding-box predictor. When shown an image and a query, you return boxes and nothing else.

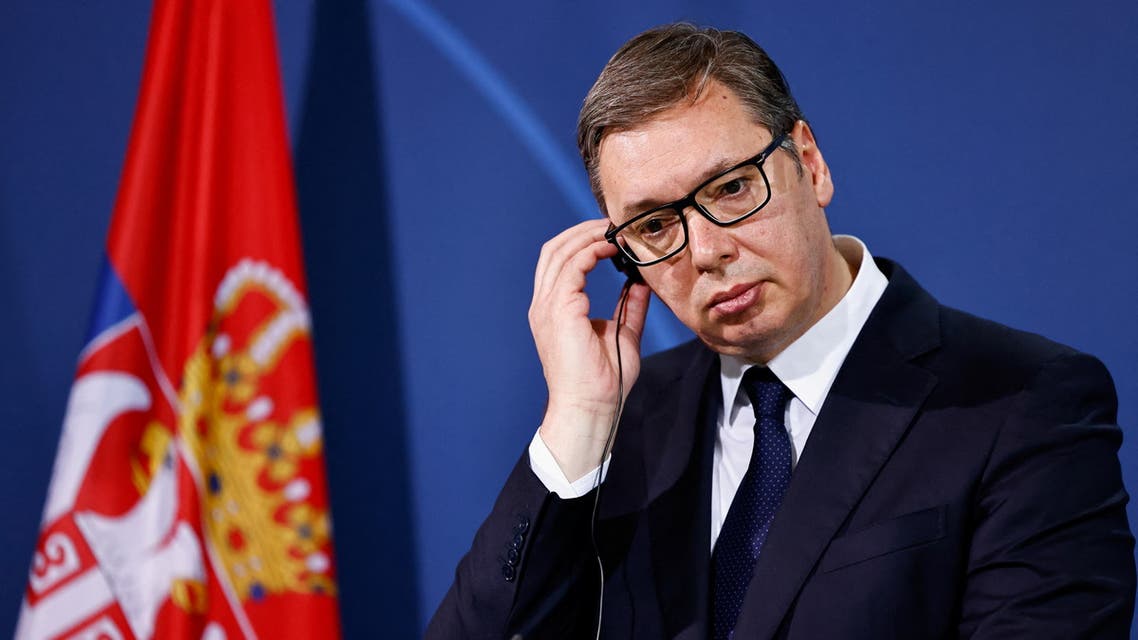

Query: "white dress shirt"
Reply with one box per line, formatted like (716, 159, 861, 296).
(528, 236, 888, 549)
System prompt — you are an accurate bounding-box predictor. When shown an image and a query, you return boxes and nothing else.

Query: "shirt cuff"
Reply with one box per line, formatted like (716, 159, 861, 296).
(527, 429, 611, 498)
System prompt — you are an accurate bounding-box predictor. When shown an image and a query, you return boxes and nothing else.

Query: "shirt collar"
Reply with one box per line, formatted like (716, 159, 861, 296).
(719, 235, 888, 416)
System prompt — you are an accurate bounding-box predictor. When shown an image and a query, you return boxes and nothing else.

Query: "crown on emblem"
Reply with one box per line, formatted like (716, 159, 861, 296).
(175, 259, 337, 603)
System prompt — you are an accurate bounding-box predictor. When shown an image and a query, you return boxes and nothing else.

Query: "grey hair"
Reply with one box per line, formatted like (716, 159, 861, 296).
(577, 23, 806, 213)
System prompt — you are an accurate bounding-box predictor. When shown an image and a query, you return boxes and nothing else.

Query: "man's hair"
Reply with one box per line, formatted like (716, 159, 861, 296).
(576, 23, 806, 213)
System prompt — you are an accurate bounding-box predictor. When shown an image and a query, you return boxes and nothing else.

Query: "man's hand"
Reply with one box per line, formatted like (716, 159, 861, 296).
(529, 219, 651, 482)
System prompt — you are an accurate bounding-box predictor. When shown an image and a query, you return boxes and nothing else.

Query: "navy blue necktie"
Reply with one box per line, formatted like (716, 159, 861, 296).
(712, 367, 793, 640)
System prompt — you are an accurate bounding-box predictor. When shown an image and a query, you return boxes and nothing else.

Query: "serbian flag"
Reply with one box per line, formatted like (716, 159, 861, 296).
(15, 0, 341, 638)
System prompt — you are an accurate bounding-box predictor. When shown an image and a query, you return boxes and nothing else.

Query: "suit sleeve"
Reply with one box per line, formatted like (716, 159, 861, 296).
(960, 352, 1136, 638)
(425, 453, 604, 639)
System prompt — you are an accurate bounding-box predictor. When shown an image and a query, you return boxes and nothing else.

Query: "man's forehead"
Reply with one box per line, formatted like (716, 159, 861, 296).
(596, 88, 773, 219)
(600, 142, 747, 219)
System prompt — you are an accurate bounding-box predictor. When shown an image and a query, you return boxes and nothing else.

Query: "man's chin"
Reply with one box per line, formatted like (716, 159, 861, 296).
(695, 326, 783, 364)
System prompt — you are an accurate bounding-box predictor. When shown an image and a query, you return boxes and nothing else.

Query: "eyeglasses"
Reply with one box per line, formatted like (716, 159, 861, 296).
(604, 133, 787, 267)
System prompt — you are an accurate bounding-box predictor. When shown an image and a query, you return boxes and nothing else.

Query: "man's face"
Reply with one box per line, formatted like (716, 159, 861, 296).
(597, 81, 847, 362)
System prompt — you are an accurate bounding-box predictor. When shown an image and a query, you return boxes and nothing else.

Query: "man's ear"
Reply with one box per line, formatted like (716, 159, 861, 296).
(792, 120, 833, 208)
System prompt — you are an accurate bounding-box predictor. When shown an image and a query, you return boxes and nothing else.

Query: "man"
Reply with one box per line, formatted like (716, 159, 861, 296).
(428, 23, 1135, 639)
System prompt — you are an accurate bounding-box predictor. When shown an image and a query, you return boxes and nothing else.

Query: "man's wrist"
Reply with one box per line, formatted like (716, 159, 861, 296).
(537, 412, 614, 482)
(528, 428, 610, 496)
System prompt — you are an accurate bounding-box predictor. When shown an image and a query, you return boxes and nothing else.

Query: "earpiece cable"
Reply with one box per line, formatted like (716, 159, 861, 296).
(589, 279, 633, 640)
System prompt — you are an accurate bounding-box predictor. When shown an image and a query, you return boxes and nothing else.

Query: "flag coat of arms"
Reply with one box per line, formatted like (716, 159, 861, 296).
(16, 0, 341, 637)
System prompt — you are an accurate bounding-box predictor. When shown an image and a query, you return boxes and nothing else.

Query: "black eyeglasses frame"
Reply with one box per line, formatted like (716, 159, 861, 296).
(603, 132, 788, 267)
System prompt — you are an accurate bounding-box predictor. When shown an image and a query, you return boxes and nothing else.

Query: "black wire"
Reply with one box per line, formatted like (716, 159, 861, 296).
(589, 279, 633, 640)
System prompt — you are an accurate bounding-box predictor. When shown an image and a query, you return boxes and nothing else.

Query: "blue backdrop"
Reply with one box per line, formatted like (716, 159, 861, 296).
(1, 1, 1135, 637)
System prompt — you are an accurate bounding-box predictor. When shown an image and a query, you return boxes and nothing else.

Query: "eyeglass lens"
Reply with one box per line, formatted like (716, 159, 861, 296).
(616, 163, 771, 264)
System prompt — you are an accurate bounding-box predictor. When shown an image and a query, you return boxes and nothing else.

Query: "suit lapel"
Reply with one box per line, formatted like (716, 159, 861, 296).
(640, 346, 719, 639)
(733, 261, 942, 639)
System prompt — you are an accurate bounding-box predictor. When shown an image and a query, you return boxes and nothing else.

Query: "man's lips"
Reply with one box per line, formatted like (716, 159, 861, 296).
(707, 282, 762, 316)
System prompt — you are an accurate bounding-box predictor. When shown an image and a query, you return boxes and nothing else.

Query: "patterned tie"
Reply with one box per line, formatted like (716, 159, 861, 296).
(712, 366, 793, 640)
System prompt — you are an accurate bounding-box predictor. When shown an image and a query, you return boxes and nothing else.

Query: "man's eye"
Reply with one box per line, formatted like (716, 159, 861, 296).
(635, 215, 675, 237)
(718, 178, 747, 197)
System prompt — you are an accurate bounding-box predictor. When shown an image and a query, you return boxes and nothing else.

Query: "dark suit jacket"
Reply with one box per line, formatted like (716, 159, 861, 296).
(428, 259, 1135, 639)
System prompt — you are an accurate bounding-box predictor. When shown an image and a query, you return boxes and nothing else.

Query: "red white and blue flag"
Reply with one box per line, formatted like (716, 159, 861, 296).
(16, 0, 341, 638)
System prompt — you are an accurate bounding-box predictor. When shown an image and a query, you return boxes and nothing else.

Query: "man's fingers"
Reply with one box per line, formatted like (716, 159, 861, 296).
(537, 242, 617, 323)
(613, 282, 651, 346)
(533, 220, 611, 300)
(534, 220, 604, 285)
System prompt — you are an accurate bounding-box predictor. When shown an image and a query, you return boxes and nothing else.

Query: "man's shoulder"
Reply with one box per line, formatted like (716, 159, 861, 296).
(928, 303, 1114, 401)
(876, 258, 1111, 394)
(936, 304, 1078, 363)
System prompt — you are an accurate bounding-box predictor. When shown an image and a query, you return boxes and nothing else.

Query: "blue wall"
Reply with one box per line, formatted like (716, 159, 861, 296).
(1, 1, 1135, 636)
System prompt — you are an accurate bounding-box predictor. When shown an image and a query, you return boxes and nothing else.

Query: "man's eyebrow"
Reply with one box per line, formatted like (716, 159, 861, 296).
(620, 196, 670, 219)
(619, 154, 746, 218)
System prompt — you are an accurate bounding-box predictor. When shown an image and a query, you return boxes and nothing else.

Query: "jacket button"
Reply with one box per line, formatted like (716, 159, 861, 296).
(514, 517, 530, 535)
(506, 548, 519, 566)
(502, 564, 516, 582)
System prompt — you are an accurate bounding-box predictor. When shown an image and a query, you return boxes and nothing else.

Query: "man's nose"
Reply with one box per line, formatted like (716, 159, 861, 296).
(685, 208, 738, 272)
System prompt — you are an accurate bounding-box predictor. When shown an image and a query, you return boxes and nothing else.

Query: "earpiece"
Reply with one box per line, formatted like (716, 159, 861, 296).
(610, 253, 644, 284)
